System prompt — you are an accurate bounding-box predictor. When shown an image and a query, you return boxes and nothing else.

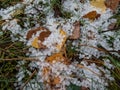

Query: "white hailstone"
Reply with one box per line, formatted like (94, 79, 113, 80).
(104, 59, 114, 69)
(18, 81, 23, 86)
(114, 37, 120, 50)
(22, 0, 33, 4)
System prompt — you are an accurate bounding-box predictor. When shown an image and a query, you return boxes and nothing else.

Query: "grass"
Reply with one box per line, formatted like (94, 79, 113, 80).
(50, 0, 72, 18)
(106, 10, 120, 90)
(0, 0, 21, 8)
(0, 27, 33, 89)
(107, 55, 120, 90)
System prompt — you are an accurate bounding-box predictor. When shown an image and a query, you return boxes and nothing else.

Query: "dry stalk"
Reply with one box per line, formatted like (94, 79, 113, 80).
(77, 64, 101, 76)
(79, 44, 109, 53)
(20, 69, 37, 90)
(0, 57, 39, 61)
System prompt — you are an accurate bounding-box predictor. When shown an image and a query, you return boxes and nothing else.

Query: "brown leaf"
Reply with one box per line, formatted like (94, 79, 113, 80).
(108, 23, 116, 30)
(69, 21, 81, 39)
(81, 86, 89, 90)
(83, 11, 101, 20)
(26, 27, 51, 49)
(26, 27, 51, 40)
(105, 0, 120, 12)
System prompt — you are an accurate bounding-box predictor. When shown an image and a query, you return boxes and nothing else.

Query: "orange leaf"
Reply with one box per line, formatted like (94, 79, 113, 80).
(52, 76, 61, 85)
(46, 52, 65, 64)
(42, 67, 50, 76)
(83, 11, 100, 21)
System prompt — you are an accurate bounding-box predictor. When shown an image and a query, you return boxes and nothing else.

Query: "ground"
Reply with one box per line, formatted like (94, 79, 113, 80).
(0, 0, 120, 90)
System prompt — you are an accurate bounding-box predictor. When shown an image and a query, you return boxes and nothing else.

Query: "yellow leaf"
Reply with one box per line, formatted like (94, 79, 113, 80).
(90, 0, 106, 13)
(56, 29, 67, 51)
(31, 37, 40, 48)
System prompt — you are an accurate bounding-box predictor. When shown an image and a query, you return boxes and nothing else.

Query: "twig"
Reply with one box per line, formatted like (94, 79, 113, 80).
(0, 57, 39, 61)
(79, 44, 120, 55)
(84, 59, 104, 65)
(100, 27, 120, 33)
(77, 64, 100, 76)
(20, 69, 37, 90)
(5, 43, 15, 50)
(79, 44, 109, 53)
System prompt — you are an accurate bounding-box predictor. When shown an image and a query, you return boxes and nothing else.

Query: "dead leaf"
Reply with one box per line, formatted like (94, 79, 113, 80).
(69, 21, 81, 39)
(108, 23, 116, 30)
(90, 0, 106, 13)
(52, 76, 61, 85)
(83, 11, 100, 21)
(46, 52, 66, 64)
(26, 27, 51, 49)
(42, 67, 50, 76)
(26, 27, 51, 40)
(105, 0, 120, 12)
(56, 29, 67, 51)
(46, 49, 70, 65)
(81, 86, 89, 90)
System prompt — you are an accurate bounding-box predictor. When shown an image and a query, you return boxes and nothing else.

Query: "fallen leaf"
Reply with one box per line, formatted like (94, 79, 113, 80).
(81, 86, 89, 90)
(83, 11, 101, 21)
(26, 27, 51, 49)
(42, 67, 50, 76)
(69, 21, 81, 39)
(56, 29, 67, 51)
(105, 0, 120, 12)
(42, 67, 51, 85)
(31, 37, 39, 48)
(90, 0, 106, 13)
(108, 23, 116, 30)
(46, 50, 70, 65)
(46, 52, 66, 64)
(52, 76, 61, 85)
